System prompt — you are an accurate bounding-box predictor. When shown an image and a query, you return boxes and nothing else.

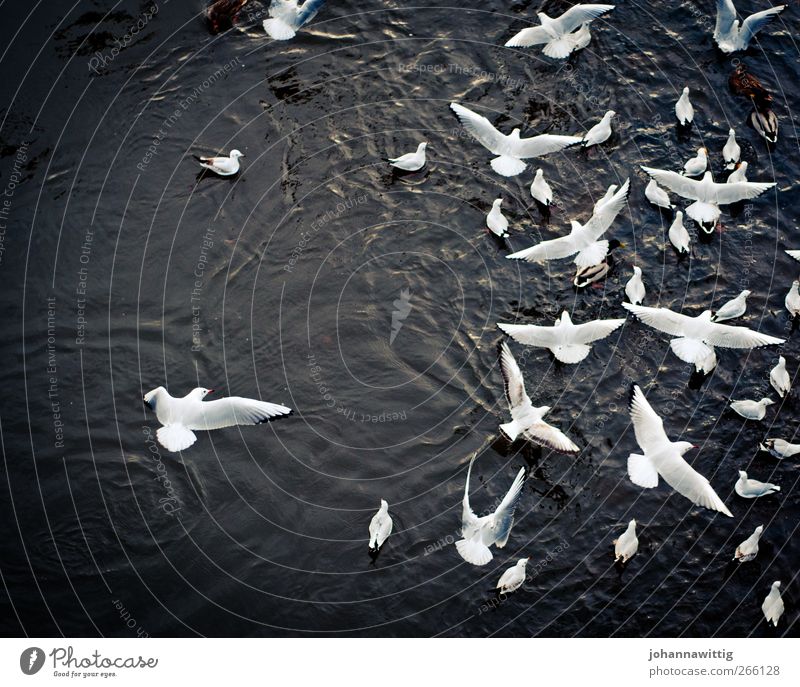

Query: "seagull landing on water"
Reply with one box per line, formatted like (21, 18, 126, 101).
(450, 102, 582, 177)
(627, 385, 733, 516)
(762, 581, 784, 626)
(613, 519, 638, 563)
(504, 4, 615, 59)
(263, 0, 326, 40)
(675, 87, 694, 126)
(735, 470, 780, 498)
(498, 310, 625, 364)
(713, 0, 786, 54)
(368, 500, 393, 553)
(734, 525, 764, 563)
(496, 558, 529, 594)
(143, 387, 291, 452)
(387, 142, 427, 171)
(497, 342, 580, 453)
(456, 455, 526, 566)
(193, 149, 244, 176)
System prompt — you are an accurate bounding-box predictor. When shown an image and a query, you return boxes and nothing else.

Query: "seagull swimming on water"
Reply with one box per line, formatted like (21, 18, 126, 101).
(675, 87, 694, 125)
(193, 149, 244, 176)
(530, 168, 553, 206)
(626, 384, 733, 516)
(730, 397, 774, 420)
(668, 211, 691, 255)
(735, 470, 780, 498)
(712, 290, 751, 322)
(496, 558, 529, 594)
(645, 179, 674, 210)
(263, 0, 326, 40)
(683, 147, 708, 177)
(722, 128, 741, 169)
(487, 198, 509, 238)
(143, 387, 291, 452)
(762, 581, 784, 626)
(450, 102, 582, 177)
(504, 4, 615, 59)
(456, 455, 526, 566)
(734, 525, 764, 563)
(760, 437, 800, 459)
(713, 0, 786, 54)
(498, 311, 625, 364)
(582, 110, 615, 147)
(625, 266, 645, 305)
(368, 500, 393, 553)
(770, 356, 791, 398)
(613, 519, 638, 563)
(497, 342, 580, 452)
(387, 142, 427, 171)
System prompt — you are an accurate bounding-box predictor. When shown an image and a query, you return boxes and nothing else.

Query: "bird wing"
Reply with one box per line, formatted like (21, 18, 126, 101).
(629, 385, 670, 454)
(505, 25, 551, 47)
(583, 178, 630, 239)
(570, 317, 626, 344)
(499, 341, 531, 409)
(184, 397, 291, 430)
(641, 167, 702, 201)
(623, 303, 692, 337)
(658, 453, 733, 517)
(296, 0, 326, 26)
(703, 322, 784, 349)
(711, 180, 776, 204)
(461, 456, 480, 536)
(506, 234, 579, 262)
(554, 4, 615, 34)
(450, 103, 506, 154)
(574, 239, 610, 267)
(525, 421, 579, 453)
(714, 0, 737, 39)
(514, 134, 583, 159)
(498, 322, 560, 348)
(490, 467, 526, 547)
(740, 6, 785, 46)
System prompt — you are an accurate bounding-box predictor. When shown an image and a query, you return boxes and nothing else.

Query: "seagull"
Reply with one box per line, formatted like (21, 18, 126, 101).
(504, 4, 615, 59)
(723, 129, 741, 169)
(762, 581, 784, 626)
(627, 384, 733, 516)
(712, 289, 751, 322)
(640, 166, 776, 231)
(497, 342, 580, 452)
(613, 519, 638, 563)
(496, 558, 529, 594)
(760, 438, 800, 459)
(593, 183, 618, 213)
(668, 211, 691, 254)
(506, 179, 630, 266)
(770, 356, 791, 398)
(263, 0, 326, 40)
(622, 303, 784, 370)
(368, 500, 393, 553)
(645, 179, 674, 210)
(143, 387, 291, 452)
(487, 198, 509, 237)
(727, 161, 748, 184)
(498, 310, 625, 364)
(785, 279, 800, 317)
(582, 110, 615, 147)
(713, 1, 786, 54)
(530, 168, 553, 206)
(675, 87, 694, 126)
(450, 102, 582, 177)
(387, 142, 427, 171)
(625, 266, 645, 305)
(193, 149, 244, 176)
(730, 397, 774, 420)
(735, 470, 780, 498)
(456, 455, 526, 566)
(734, 525, 764, 563)
(683, 147, 708, 177)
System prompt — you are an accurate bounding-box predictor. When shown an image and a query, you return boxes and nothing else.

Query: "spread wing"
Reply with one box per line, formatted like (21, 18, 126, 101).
(490, 467, 526, 547)
(623, 303, 692, 337)
(583, 178, 630, 239)
(514, 134, 583, 159)
(658, 455, 733, 516)
(629, 385, 669, 454)
(641, 166, 703, 201)
(554, 4, 615, 34)
(296, 0, 326, 26)
(185, 397, 291, 430)
(712, 180, 776, 204)
(498, 322, 560, 347)
(450, 103, 506, 154)
(704, 322, 784, 349)
(499, 342, 530, 409)
(525, 422, 580, 453)
(715, 0, 737, 39)
(570, 318, 626, 343)
(506, 233, 580, 262)
(505, 25, 551, 47)
(740, 6, 785, 46)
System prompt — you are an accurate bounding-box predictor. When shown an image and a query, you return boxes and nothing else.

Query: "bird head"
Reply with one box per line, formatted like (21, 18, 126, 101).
(493, 198, 503, 209)
(699, 310, 713, 321)
(682, 86, 689, 95)
(191, 387, 215, 399)
(633, 265, 642, 276)
(535, 168, 544, 178)
(675, 441, 695, 456)
(418, 142, 428, 152)
(628, 519, 637, 530)
(379, 499, 389, 511)
(558, 311, 573, 326)
(741, 289, 752, 298)
(519, 557, 530, 565)
(754, 525, 764, 535)
(509, 128, 521, 141)
(772, 581, 781, 589)
(230, 149, 244, 159)
(762, 398, 776, 406)
(738, 470, 748, 479)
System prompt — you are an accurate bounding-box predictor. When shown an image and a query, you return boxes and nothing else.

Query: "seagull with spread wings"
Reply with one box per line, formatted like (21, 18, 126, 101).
(713, 0, 785, 54)
(450, 102, 582, 177)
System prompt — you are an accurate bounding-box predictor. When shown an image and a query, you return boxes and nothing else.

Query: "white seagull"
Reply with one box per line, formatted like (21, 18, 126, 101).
(498, 310, 625, 364)
(675, 87, 694, 125)
(368, 500, 393, 553)
(785, 279, 800, 317)
(640, 166, 776, 231)
(735, 470, 780, 498)
(668, 211, 691, 254)
(496, 558, 529, 594)
(727, 161, 749, 184)
(683, 147, 708, 177)
(785, 249, 800, 262)
(722, 128, 741, 169)
(504, 4, 615, 59)
(582, 110, 615, 147)
(506, 179, 630, 266)
(760, 438, 800, 459)
(712, 289, 751, 322)
(387, 142, 427, 171)
(762, 581, 784, 626)
(193, 149, 244, 176)
(770, 356, 791, 398)
(627, 384, 733, 516)
(487, 198, 509, 238)
(622, 303, 784, 370)
(530, 168, 553, 206)
(734, 525, 764, 563)
(143, 387, 291, 452)
(730, 397, 774, 420)
(625, 266, 645, 305)
(451, 102, 582, 177)
(497, 342, 580, 452)
(263, 0, 326, 40)
(713, 1, 786, 54)
(613, 519, 639, 563)
(456, 455, 526, 566)
(645, 179, 674, 210)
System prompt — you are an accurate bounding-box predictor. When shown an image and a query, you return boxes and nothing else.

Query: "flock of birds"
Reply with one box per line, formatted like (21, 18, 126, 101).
(141, 0, 794, 626)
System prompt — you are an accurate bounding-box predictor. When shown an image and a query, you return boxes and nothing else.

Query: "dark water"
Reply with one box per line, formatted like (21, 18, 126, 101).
(0, 0, 798, 638)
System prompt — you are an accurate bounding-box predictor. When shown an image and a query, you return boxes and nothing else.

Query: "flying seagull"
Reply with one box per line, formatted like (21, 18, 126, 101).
(713, 1, 786, 54)
(263, 0, 326, 40)
(450, 102, 582, 177)
(143, 387, 291, 452)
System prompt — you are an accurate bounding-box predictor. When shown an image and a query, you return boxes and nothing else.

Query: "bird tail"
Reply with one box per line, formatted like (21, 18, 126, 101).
(455, 538, 493, 566)
(263, 18, 297, 40)
(156, 425, 197, 452)
(192, 154, 207, 163)
(552, 344, 591, 364)
(543, 37, 576, 59)
(627, 453, 659, 488)
(669, 337, 713, 364)
(499, 419, 522, 442)
(490, 155, 526, 177)
(685, 200, 720, 227)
